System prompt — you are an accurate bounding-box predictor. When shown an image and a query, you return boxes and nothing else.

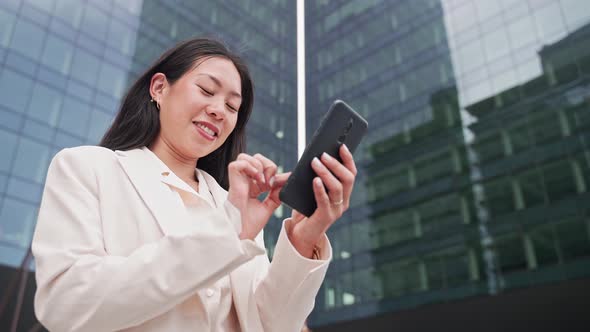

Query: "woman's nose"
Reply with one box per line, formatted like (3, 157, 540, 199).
(205, 100, 226, 119)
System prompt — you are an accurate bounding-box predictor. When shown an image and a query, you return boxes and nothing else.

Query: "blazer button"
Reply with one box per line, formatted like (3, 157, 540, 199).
(206, 289, 214, 297)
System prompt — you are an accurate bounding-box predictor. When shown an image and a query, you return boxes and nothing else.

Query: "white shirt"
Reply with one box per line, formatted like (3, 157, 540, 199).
(144, 148, 241, 331)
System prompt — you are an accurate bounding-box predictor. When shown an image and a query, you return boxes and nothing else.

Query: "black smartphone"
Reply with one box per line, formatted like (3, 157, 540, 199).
(279, 100, 368, 217)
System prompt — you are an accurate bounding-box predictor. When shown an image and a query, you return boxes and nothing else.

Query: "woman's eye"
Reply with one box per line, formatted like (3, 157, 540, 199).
(200, 87, 213, 96)
(226, 104, 238, 112)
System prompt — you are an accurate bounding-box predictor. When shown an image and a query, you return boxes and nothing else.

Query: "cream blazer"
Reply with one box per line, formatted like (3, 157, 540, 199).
(32, 146, 332, 332)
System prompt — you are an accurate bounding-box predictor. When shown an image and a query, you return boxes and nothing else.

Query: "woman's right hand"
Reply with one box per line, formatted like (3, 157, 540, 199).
(227, 153, 290, 240)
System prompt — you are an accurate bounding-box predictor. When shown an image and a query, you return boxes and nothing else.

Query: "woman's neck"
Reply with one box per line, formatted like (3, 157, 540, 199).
(148, 139, 199, 184)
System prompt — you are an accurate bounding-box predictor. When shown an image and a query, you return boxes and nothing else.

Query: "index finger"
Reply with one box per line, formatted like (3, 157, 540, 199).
(253, 153, 278, 183)
(339, 144, 357, 176)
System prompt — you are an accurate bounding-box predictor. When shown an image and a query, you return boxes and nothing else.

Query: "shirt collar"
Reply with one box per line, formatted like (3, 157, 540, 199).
(141, 146, 199, 196)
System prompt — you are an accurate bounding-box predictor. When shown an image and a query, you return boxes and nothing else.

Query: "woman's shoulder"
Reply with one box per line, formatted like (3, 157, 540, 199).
(54, 145, 117, 160)
(51, 145, 119, 169)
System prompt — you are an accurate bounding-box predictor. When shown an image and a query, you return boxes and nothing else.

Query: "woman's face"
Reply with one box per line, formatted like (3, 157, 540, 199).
(153, 56, 242, 159)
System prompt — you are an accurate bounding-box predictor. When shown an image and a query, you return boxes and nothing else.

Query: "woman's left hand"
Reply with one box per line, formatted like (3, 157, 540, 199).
(288, 144, 357, 258)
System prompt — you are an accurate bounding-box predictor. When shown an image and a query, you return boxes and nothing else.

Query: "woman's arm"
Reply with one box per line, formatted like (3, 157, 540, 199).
(253, 218, 332, 332)
(33, 149, 265, 332)
(253, 144, 357, 331)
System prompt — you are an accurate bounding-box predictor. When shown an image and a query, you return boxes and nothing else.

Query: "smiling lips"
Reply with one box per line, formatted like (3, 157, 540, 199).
(193, 121, 219, 141)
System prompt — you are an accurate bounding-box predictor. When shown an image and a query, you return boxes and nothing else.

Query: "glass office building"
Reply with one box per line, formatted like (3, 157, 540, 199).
(0, 0, 295, 329)
(1, 0, 590, 330)
(306, 0, 590, 330)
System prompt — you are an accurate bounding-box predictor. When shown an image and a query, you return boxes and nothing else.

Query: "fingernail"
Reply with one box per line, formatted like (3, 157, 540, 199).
(312, 157, 321, 167)
(322, 152, 332, 161)
(269, 176, 275, 187)
(342, 144, 349, 152)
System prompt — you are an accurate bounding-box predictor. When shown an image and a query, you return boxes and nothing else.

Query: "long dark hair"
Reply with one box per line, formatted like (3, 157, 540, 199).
(100, 37, 254, 189)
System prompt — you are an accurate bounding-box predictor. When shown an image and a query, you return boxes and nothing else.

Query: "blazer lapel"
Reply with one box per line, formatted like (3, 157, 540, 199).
(115, 148, 189, 236)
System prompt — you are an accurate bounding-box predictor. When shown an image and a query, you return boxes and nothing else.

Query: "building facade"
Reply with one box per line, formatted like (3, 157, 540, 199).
(1, 0, 590, 330)
(305, 0, 590, 330)
(0, 0, 295, 329)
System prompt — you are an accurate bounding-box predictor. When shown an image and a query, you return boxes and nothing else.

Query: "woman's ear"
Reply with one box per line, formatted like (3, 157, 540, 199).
(149, 72, 167, 102)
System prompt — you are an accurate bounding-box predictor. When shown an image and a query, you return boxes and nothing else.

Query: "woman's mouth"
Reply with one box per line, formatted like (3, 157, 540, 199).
(193, 121, 218, 141)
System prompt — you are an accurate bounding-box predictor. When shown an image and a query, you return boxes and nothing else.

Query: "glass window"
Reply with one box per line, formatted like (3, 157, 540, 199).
(54, 0, 84, 28)
(495, 235, 527, 274)
(25, 0, 55, 13)
(11, 138, 51, 183)
(0, 174, 5, 191)
(87, 109, 113, 143)
(116, 0, 142, 15)
(560, 0, 590, 31)
(414, 151, 454, 184)
(449, 2, 477, 33)
(483, 28, 510, 62)
(530, 226, 559, 266)
(41, 35, 74, 75)
(6, 176, 43, 203)
(54, 130, 84, 150)
(457, 39, 486, 74)
(508, 122, 532, 152)
(0, 68, 34, 113)
(0, 8, 15, 47)
(533, 2, 567, 41)
(557, 219, 590, 261)
(9, 18, 46, 60)
(0, 198, 37, 247)
(70, 48, 101, 86)
(106, 19, 137, 56)
(23, 118, 54, 143)
(483, 177, 516, 217)
(542, 160, 577, 202)
(529, 111, 562, 144)
(518, 169, 546, 207)
(81, 6, 109, 41)
(507, 15, 537, 50)
(474, 1, 501, 22)
(491, 69, 518, 95)
(57, 96, 91, 137)
(27, 82, 63, 126)
(66, 79, 94, 102)
(473, 133, 504, 163)
(97, 62, 128, 99)
(0, 129, 19, 171)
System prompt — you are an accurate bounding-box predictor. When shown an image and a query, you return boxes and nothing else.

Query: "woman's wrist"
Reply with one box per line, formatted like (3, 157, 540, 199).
(287, 220, 323, 259)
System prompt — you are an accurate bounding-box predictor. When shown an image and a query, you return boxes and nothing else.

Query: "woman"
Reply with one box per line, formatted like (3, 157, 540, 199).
(32, 37, 357, 332)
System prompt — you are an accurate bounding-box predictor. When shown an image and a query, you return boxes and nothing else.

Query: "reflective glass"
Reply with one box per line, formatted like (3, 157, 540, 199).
(0, 198, 37, 247)
(27, 82, 62, 125)
(9, 18, 46, 60)
(0, 8, 15, 47)
(81, 5, 109, 40)
(11, 137, 51, 183)
(57, 96, 91, 137)
(97, 61, 127, 98)
(41, 35, 74, 74)
(25, 0, 55, 13)
(54, 0, 84, 28)
(0, 68, 34, 112)
(87, 109, 113, 143)
(0, 129, 18, 172)
(70, 48, 100, 86)
(106, 19, 136, 55)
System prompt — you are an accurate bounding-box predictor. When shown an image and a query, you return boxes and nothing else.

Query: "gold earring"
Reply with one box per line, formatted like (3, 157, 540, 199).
(150, 98, 160, 110)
